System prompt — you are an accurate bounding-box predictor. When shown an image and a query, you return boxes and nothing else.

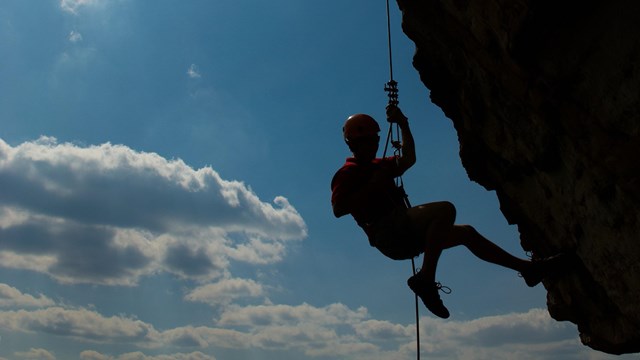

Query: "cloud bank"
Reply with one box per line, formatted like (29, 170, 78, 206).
(79, 351, 216, 360)
(0, 291, 588, 360)
(0, 137, 306, 285)
(0, 283, 54, 308)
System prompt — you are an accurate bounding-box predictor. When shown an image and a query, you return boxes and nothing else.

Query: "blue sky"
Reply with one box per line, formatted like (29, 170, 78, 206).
(0, 1, 637, 359)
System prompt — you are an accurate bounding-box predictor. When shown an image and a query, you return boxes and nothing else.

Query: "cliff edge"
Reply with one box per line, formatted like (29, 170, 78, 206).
(398, 0, 640, 354)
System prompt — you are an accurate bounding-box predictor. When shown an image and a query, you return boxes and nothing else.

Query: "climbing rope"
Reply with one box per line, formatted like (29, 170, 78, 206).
(382, 1, 421, 359)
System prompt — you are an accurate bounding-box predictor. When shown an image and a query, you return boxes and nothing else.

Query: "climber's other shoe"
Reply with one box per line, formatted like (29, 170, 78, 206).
(407, 274, 451, 319)
(521, 253, 570, 287)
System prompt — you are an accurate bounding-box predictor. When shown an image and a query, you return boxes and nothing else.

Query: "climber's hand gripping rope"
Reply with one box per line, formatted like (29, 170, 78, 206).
(386, 104, 408, 126)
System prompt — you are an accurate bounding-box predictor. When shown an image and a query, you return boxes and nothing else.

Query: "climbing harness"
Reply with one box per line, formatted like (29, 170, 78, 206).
(382, 1, 421, 359)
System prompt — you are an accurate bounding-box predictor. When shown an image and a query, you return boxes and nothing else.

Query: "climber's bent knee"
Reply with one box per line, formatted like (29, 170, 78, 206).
(407, 201, 456, 227)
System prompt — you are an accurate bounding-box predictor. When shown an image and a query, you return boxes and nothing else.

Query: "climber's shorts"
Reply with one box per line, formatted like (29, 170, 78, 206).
(367, 207, 424, 260)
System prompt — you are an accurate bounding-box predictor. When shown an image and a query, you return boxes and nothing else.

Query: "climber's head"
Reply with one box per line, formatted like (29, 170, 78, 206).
(343, 113, 380, 140)
(343, 113, 380, 162)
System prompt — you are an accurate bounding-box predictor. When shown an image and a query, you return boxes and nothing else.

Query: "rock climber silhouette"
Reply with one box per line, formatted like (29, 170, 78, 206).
(331, 104, 564, 318)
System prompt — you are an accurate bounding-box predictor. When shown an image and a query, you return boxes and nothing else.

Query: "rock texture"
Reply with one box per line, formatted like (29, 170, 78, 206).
(397, 0, 640, 354)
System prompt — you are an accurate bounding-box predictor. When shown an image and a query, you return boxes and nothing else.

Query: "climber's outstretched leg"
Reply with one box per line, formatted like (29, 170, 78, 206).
(440, 225, 570, 287)
(441, 224, 530, 272)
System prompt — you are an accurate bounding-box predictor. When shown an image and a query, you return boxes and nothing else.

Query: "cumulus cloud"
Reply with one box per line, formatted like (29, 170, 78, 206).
(217, 302, 368, 327)
(0, 301, 592, 360)
(0, 283, 55, 308)
(416, 309, 579, 360)
(0, 307, 159, 344)
(353, 319, 414, 340)
(79, 350, 216, 360)
(211, 306, 585, 360)
(14, 348, 56, 360)
(0, 137, 306, 285)
(185, 278, 265, 306)
(187, 64, 201, 79)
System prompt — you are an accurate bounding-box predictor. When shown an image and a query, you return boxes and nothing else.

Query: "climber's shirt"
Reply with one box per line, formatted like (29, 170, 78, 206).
(331, 156, 422, 259)
(331, 156, 407, 234)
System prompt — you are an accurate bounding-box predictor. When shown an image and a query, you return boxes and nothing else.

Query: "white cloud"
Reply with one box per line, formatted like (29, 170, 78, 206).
(68, 30, 83, 42)
(185, 278, 265, 306)
(79, 350, 216, 360)
(161, 326, 249, 349)
(353, 319, 414, 340)
(400, 309, 596, 360)
(217, 302, 368, 327)
(0, 283, 55, 308)
(0, 137, 307, 285)
(78, 351, 110, 360)
(0, 301, 602, 360)
(14, 348, 56, 360)
(187, 64, 201, 79)
(60, 0, 100, 14)
(211, 306, 587, 360)
(0, 307, 160, 344)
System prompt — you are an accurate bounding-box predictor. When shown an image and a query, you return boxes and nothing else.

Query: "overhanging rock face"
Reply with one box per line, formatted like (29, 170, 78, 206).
(397, 0, 640, 354)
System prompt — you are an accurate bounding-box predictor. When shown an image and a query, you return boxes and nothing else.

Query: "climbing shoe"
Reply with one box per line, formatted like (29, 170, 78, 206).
(520, 253, 569, 287)
(407, 274, 451, 319)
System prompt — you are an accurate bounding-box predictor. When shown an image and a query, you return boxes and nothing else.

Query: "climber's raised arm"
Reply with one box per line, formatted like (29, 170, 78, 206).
(386, 104, 415, 174)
